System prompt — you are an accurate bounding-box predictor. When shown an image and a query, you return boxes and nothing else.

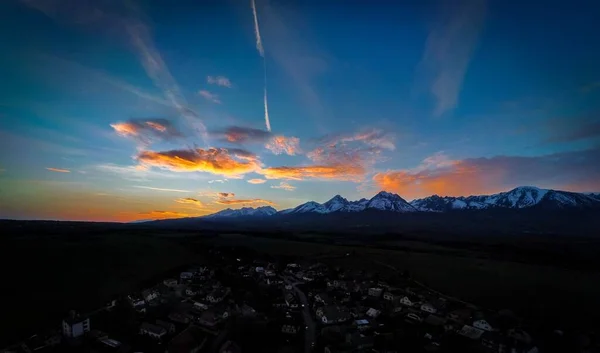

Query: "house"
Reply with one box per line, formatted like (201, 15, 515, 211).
(334, 280, 348, 289)
(400, 296, 416, 307)
(315, 293, 332, 305)
(473, 319, 494, 332)
(185, 288, 198, 296)
(166, 325, 208, 353)
(368, 287, 383, 297)
(383, 292, 396, 301)
(197, 307, 229, 328)
(193, 301, 208, 311)
(421, 303, 438, 314)
(285, 293, 299, 308)
(255, 266, 265, 273)
(169, 311, 192, 324)
(62, 311, 90, 338)
(282, 324, 299, 335)
(156, 320, 176, 334)
(142, 289, 160, 303)
(265, 270, 276, 277)
(457, 325, 485, 340)
(219, 340, 242, 353)
(207, 288, 229, 303)
(447, 308, 472, 323)
(345, 332, 375, 350)
(404, 312, 423, 324)
(316, 306, 351, 324)
(140, 322, 167, 340)
(354, 319, 371, 331)
(366, 308, 381, 318)
(481, 331, 508, 353)
(180, 272, 194, 281)
(164, 278, 178, 288)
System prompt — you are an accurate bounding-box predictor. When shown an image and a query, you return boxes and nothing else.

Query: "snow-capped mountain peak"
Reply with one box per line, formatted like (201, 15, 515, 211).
(366, 191, 417, 212)
(204, 206, 276, 219)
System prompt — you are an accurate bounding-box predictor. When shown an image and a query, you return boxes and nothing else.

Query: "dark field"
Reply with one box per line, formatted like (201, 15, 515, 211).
(1, 220, 600, 346)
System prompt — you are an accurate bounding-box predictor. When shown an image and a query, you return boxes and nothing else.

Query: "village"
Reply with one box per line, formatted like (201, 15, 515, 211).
(0, 245, 559, 353)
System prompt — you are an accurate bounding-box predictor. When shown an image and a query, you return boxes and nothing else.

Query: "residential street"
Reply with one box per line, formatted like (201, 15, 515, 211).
(283, 277, 316, 353)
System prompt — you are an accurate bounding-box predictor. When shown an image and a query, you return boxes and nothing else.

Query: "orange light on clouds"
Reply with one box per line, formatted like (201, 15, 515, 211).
(46, 167, 70, 173)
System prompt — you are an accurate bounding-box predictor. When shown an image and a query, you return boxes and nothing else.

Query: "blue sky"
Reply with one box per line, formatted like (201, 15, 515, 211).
(0, 0, 599, 221)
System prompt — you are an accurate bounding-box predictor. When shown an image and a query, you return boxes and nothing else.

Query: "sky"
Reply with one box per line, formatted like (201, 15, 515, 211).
(0, 0, 599, 222)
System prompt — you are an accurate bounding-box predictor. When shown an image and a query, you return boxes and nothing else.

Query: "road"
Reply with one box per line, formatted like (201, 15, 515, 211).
(283, 276, 315, 353)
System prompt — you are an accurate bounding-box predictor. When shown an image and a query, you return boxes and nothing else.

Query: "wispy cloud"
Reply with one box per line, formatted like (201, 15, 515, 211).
(110, 118, 182, 146)
(138, 210, 190, 220)
(20, 0, 208, 145)
(416, 0, 487, 117)
(271, 181, 296, 191)
(374, 148, 600, 199)
(250, 0, 265, 57)
(207, 75, 232, 88)
(215, 198, 275, 206)
(247, 178, 267, 184)
(175, 197, 204, 207)
(208, 179, 227, 184)
(265, 136, 301, 155)
(136, 148, 261, 177)
(213, 126, 300, 155)
(133, 186, 190, 193)
(214, 126, 271, 143)
(198, 90, 221, 104)
(46, 167, 70, 173)
(249, 0, 271, 131)
(218, 192, 235, 198)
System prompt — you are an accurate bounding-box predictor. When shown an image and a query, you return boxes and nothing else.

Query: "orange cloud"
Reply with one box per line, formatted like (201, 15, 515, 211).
(215, 126, 271, 143)
(247, 178, 267, 184)
(214, 198, 276, 206)
(136, 148, 261, 177)
(265, 136, 301, 155)
(260, 163, 365, 181)
(374, 149, 600, 199)
(218, 192, 235, 198)
(138, 210, 190, 220)
(110, 118, 181, 144)
(46, 167, 70, 173)
(270, 181, 296, 191)
(175, 198, 204, 207)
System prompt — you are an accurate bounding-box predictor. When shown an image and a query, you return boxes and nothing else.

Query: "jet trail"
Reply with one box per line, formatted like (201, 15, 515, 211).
(251, 0, 271, 131)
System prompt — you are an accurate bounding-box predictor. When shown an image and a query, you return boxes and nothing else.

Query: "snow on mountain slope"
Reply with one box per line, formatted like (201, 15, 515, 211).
(204, 206, 277, 219)
(366, 191, 417, 212)
(410, 186, 600, 212)
(197, 187, 600, 219)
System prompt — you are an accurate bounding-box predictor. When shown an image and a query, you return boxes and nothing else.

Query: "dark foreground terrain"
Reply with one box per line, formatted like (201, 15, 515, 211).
(1, 220, 600, 347)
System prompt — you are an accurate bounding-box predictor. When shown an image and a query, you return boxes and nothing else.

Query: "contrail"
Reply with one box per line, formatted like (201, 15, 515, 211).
(250, 0, 264, 57)
(251, 0, 271, 131)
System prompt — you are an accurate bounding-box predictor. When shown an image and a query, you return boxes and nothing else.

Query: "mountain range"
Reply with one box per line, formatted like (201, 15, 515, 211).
(192, 186, 600, 220)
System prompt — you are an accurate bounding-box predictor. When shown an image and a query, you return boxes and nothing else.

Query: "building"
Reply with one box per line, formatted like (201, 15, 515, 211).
(164, 278, 178, 288)
(282, 324, 299, 334)
(219, 340, 242, 353)
(156, 320, 176, 334)
(366, 308, 381, 318)
(142, 289, 160, 303)
(400, 296, 416, 307)
(473, 319, 494, 332)
(421, 303, 438, 314)
(166, 325, 208, 353)
(316, 306, 351, 324)
(186, 288, 198, 296)
(315, 293, 332, 305)
(62, 311, 90, 338)
(140, 322, 167, 340)
(368, 288, 383, 297)
(207, 288, 229, 303)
